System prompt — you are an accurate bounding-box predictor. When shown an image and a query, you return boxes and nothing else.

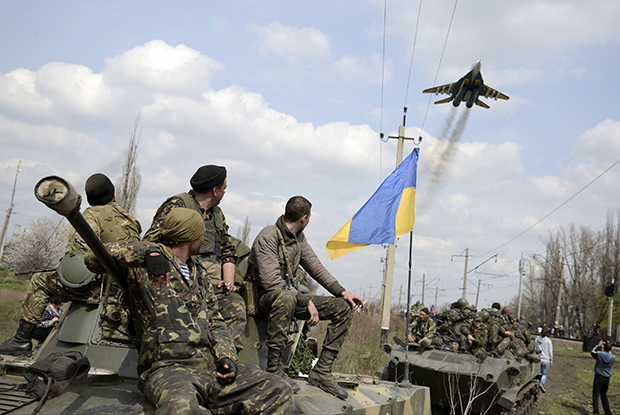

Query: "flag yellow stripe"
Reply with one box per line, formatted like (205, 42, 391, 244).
(325, 218, 370, 259)
(395, 187, 416, 235)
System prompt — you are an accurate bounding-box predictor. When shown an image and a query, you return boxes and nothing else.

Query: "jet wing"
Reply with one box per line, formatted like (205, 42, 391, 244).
(423, 82, 455, 96)
(481, 85, 509, 100)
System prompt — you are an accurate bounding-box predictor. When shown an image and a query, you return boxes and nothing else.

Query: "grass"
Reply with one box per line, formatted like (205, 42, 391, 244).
(0, 277, 29, 292)
(309, 310, 407, 375)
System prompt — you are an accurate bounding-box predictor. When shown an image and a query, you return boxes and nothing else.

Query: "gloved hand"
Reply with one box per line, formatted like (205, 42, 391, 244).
(145, 247, 171, 289)
(216, 358, 237, 384)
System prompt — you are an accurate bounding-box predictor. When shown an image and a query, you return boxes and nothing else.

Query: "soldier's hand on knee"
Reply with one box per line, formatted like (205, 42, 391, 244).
(341, 291, 364, 310)
(217, 279, 237, 294)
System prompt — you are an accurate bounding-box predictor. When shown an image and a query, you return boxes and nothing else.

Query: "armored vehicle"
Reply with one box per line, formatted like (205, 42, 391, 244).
(0, 176, 430, 415)
(378, 340, 541, 415)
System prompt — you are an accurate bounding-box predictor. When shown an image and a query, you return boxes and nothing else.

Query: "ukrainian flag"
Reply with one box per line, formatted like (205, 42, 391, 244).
(326, 148, 419, 259)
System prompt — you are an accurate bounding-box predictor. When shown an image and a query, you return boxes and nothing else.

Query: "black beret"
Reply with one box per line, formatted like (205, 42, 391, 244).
(421, 307, 430, 315)
(190, 165, 227, 192)
(85, 173, 115, 206)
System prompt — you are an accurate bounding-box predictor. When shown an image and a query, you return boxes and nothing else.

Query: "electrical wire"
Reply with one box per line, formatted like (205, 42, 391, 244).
(403, 0, 423, 110)
(419, 0, 460, 136)
(478, 155, 620, 259)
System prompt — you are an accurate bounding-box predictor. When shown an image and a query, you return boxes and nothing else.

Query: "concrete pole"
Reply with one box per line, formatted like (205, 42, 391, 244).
(475, 279, 481, 309)
(0, 160, 21, 261)
(422, 273, 425, 305)
(608, 277, 615, 338)
(379, 125, 405, 343)
(554, 257, 565, 328)
(462, 248, 469, 300)
(435, 286, 438, 310)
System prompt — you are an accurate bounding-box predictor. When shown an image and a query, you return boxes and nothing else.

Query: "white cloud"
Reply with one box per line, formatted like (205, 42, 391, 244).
(104, 40, 224, 95)
(333, 54, 393, 85)
(248, 23, 331, 62)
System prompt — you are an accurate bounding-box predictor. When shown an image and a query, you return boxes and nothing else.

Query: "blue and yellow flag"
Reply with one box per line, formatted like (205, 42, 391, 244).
(326, 148, 419, 259)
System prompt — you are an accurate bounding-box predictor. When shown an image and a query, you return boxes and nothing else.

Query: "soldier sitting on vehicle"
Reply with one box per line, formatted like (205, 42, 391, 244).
(460, 314, 490, 361)
(0, 173, 141, 356)
(408, 307, 441, 352)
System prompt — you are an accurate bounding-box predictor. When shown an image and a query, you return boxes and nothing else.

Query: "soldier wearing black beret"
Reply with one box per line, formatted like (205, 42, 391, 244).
(143, 165, 246, 352)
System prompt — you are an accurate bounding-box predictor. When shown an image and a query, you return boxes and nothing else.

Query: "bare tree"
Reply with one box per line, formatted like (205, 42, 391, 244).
(236, 216, 251, 245)
(116, 114, 142, 215)
(4, 216, 70, 272)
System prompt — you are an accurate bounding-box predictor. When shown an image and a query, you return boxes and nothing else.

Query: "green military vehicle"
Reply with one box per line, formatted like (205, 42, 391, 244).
(378, 339, 541, 415)
(0, 176, 430, 415)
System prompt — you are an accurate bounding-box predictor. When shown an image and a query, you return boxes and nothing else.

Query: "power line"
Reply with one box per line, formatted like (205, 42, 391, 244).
(419, 0, 460, 136)
(403, 0, 424, 109)
(478, 155, 620, 258)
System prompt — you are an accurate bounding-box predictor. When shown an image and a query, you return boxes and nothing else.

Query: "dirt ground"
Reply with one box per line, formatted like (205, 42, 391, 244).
(535, 337, 620, 415)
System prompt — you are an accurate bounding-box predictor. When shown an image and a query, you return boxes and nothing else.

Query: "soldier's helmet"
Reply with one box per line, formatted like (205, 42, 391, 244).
(457, 298, 469, 309)
(479, 310, 490, 322)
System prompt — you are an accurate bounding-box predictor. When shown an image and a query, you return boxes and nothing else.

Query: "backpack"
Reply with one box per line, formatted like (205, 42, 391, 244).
(24, 351, 90, 414)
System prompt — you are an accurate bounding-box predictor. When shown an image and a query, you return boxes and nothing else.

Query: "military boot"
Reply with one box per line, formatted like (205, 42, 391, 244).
(308, 349, 348, 400)
(266, 348, 300, 393)
(0, 319, 36, 356)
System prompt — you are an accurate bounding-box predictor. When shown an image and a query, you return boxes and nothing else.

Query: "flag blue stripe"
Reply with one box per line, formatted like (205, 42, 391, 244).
(348, 148, 419, 244)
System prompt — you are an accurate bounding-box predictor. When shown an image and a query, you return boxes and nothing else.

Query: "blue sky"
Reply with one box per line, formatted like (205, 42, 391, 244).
(2, 0, 620, 310)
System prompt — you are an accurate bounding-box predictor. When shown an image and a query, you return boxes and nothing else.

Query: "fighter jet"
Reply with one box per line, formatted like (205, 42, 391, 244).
(423, 61, 509, 109)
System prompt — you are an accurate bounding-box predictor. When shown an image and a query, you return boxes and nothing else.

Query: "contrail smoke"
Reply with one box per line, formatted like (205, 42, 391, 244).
(419, 108, 471, 210)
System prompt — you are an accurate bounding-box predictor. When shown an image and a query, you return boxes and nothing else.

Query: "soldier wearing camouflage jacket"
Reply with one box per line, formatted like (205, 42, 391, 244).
(143, 165, 246, 352)
(460, 315, 490, 360)
(85, 208, 292, 414)
(0, 173, 141, 356)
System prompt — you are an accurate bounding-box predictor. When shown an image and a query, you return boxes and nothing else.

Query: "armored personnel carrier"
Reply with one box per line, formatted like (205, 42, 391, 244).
(0, 176, 430, 415)
(378, 340, 541, 415)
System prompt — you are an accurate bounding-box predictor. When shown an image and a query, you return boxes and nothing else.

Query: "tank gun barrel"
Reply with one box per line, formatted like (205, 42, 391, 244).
(34, 175, 127, 293)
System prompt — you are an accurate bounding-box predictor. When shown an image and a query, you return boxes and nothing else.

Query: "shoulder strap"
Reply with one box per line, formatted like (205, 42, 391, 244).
(275, 227, 296, 287)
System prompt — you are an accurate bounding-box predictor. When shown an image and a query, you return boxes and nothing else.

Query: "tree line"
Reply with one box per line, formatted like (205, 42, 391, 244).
(514, 210, 620, 337)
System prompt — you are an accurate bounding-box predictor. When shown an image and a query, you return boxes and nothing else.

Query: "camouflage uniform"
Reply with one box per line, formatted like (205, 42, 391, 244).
(409, 316, 438, 349)
(460, 322, 490, 360)
(21, 202, 141, 324)
(84, 241, 292, 414)
(512, 322, 534, 353)
(249, 215, 354, 355)
(487, 321, 512, 354)
(143, 191, 246, 351)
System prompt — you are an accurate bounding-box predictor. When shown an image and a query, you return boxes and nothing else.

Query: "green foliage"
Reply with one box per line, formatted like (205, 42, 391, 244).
(0, 277, 29, 292)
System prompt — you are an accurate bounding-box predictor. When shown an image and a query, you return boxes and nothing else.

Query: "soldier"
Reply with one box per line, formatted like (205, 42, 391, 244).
(143, 165, 246, 352)
(0, 173, 141, 355)
(408, 307, 438, 352)
(249, 196, 364, 399)
(84, 208, 293, 414)
(460, 314, 490, 361)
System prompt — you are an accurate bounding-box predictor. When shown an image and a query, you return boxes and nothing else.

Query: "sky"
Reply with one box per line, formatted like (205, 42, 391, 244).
(1, 0, 620, 312)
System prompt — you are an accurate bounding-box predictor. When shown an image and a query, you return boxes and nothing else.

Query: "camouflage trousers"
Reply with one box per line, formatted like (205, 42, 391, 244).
(142, 361, 293, 415)
(258, 291, 354, 353)
(21, 270, 103, 325)
(201, 261, 247, 352)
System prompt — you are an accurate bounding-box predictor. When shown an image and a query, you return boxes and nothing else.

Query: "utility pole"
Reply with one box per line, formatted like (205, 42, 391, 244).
(451, 248, 470, 301)
(463, 248, 469, 300)
(0, 160, 21, 261)
(518, 255, 529, 319)
(422, 273, 425, 305)
(435, 286, 438, 310)
(608, 277, 615, 338)
(398, 284, 403, 310)
(475, 279, 481, 309)
(379, 110, 419, 344)
(554, 257, 565, 329)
